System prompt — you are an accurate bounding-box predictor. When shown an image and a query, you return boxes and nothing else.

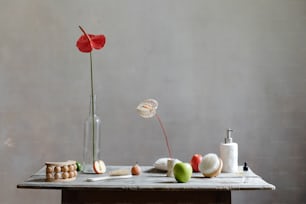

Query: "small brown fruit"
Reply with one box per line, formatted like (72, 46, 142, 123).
(131, 163, 141, 175)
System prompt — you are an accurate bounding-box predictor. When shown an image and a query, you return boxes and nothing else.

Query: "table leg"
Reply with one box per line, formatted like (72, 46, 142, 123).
(62, 189, 231, 204)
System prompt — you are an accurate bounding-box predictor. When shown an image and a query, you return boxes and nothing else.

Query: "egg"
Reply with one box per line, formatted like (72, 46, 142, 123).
(46, 173, 53, 179)
(46, 166, 54, 173)
(54, 173, 61, 179)
(61, 165, 69, 172)
(69, 165, 75, 172)
(62, 172, 69, 179)
(54, 166, 61, 173)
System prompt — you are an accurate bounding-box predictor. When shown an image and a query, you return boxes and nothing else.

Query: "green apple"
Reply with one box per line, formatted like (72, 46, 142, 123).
(173, 162, 193, 183)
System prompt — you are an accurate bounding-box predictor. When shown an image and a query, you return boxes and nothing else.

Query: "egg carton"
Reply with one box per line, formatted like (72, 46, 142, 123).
(45, 160, 77, 182)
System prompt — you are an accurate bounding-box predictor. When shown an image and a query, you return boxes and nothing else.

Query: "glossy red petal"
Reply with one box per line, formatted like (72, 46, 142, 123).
(90, 34, 106, 50)
(76, 26, 106, 53)
(76, 35, 93, 53)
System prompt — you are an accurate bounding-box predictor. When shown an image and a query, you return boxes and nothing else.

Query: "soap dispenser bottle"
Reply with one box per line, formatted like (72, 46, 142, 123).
(220, 129, 238, 173)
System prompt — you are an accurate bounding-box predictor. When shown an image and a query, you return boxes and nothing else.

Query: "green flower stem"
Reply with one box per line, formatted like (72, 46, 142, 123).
(90, 52, 95, 163)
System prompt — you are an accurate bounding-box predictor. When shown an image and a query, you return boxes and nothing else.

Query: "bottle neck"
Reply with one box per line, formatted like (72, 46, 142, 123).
(89, 95, 97, 116)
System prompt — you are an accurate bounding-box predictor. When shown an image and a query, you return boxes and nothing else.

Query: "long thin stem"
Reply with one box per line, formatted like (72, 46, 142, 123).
(79, 26, 91, 44)
(155, 114, 172, 159)
(90, 52, 95, 163)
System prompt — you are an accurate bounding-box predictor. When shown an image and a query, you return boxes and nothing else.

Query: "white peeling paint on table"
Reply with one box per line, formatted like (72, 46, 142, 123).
(17, 165, 275, 191)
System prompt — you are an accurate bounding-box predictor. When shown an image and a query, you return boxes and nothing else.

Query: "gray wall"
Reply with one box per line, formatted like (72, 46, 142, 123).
(1, 0, 305, 203)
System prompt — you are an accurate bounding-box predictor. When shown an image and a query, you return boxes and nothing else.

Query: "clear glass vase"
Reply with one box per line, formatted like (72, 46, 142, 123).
(83, 95, 102, 173)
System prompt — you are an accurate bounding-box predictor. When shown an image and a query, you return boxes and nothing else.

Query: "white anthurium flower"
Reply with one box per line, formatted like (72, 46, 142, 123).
(136, 98, 173, 160)
(136, 99, 159, 118)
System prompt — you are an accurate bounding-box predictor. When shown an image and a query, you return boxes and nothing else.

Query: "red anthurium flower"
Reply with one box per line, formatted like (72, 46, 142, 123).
(76, 26, 106, 173)
(76, 26, 106, 53)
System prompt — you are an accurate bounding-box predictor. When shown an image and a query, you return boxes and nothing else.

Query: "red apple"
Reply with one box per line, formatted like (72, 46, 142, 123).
(190, 154, 203, 172)
(131, 163, 141, 175)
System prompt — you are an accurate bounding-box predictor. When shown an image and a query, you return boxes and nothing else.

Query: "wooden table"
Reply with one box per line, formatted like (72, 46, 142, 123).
(17, 165, 275, 204)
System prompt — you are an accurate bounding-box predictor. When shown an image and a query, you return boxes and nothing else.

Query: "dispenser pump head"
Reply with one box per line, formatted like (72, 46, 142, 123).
(225, 128, 233, 143)
(243, 162, 249, 171)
